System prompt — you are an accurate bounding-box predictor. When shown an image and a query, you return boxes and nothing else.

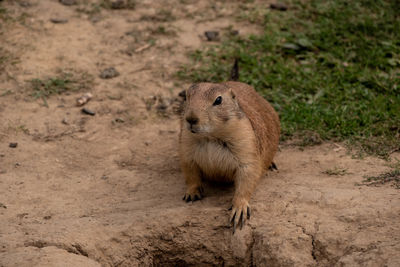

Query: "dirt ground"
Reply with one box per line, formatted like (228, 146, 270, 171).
(1, 1, 400, 266)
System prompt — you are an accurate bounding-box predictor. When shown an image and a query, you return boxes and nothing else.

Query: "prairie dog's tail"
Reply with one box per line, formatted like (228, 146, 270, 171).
(229, 58, 239, 81)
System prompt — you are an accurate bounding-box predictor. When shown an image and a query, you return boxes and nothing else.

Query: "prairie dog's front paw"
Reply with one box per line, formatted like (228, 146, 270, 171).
(182, 186, 204, 202)
(229, 198, 251, 233)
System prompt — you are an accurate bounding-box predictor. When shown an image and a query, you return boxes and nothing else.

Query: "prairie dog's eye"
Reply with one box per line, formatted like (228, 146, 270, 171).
(213, 96, 222, 106)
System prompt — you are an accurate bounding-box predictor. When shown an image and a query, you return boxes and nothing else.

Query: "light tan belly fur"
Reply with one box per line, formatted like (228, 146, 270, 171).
(192, 141, 237, 182)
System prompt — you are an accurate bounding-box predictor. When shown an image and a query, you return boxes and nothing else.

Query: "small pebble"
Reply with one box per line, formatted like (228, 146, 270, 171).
(9, 143, 18, 148)
(76, 92, 93, 106)
(230, 30, 239, 36)
(115, 118, 125, 123)
(18, 1, 31, 7)
(59, 0, 76, 6)
(82, 108, 96, 116)
(62, 118, 69, 125)
(50, 18, 68, 24)
(0, 203, 6, 209)
(178, 90, 186, 100)
(111, 0, 125, 9)
(204, 31, 219, 41)
(43, 215, 52, 220)
(100, 67, 119, 79)
(101, 175, 108, 180)
(270, 2, 288, 11)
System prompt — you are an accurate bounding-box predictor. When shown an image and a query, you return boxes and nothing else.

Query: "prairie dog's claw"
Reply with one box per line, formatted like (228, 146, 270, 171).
(183, 186, 203, 202)
(229, 202, 250, 233)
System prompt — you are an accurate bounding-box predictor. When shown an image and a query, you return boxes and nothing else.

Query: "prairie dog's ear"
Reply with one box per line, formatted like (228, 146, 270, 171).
(185, 83, 199, 100)
(178, 90, 186, 101)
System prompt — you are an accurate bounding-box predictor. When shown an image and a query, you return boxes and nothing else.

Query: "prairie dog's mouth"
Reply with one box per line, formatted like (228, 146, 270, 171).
(187, 124, 209, 135)
(187, 124, 198, 133)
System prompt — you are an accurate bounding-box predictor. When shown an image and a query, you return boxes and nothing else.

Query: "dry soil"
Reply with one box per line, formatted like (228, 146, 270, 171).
(0, 1, 399, 266)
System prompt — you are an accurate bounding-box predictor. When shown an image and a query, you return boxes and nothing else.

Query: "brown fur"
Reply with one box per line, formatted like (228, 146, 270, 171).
(179, 82, 280, 231)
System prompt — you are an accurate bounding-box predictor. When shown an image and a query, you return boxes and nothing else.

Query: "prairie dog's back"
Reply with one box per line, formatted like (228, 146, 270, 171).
(222, 81, 280, 168)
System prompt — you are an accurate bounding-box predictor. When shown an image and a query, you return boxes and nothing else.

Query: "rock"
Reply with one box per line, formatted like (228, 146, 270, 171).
(111, 0, 135, 9)
(230, 30, 239, 36)
(282, 43, 301, 51)
(0, 203, 6, 209)
(81, 108, 95, 116)
(59, 0, 76, 6)
(18, 1, 31, 7)
(111, 0, 125, 9)
(9, 143, 18, 148)
(76, 93, 93, 106)
(61, 118, 69, 125)
(270, 2, 288, 11)
(178, 90, 186, 100)
(50, 18, 69, 24)
(99, 67, 119, 79)
(204, 31, 219, 41)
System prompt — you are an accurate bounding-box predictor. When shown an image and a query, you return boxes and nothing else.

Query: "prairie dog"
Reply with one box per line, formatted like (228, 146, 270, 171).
(179, 81, 280, 232)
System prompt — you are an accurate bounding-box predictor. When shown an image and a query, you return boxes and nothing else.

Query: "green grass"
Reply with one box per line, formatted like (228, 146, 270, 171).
(30, 71, 93, 107)
(177, 0, 400, 158)
(362, 169, 400, 188)
(322, 167, 349, 176)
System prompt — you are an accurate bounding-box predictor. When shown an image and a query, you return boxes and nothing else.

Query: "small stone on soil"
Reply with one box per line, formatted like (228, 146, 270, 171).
(100, 67, 120, 79)
(230, 30, 239, 36)
(59, 0, 76, 6)
(62, 118, 69, 125)
(81, 108, 96, 116)
(101, 175, 108, 180)
(0, 203, 6, 209)
(9, 143, 18, 148)
(205, 31, 219, 41)
(111, 0, 125, 9)
(270, 2, 288, 11)
(50, 18, 68, 24)
(76, 92, 93, 106)
(18, 1, 31, 7)
(178, 90, 186, 100)
(43, 215, 52, 220)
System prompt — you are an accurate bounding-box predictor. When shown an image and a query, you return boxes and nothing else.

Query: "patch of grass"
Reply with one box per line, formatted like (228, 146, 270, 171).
(0, 6, 9, 21)
(76, 0, 135, 15)
(1, 90, 13, 97)
(0, 47, 9, 71)
(147, 25, 177, 36)
(323, 167, 349, 176)
(177, 0, 400, 158)
(29, 71, 93, 107)
(362, 169, 400, 189)
(99, 0, 136, 10)
(140, 9, 175, 22)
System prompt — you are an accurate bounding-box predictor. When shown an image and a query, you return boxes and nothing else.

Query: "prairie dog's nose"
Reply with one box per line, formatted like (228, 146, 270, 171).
(186, 116, 199, 125)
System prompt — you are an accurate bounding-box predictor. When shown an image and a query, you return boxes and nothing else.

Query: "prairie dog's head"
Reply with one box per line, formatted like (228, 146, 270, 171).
(183, 83, 242, 136)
